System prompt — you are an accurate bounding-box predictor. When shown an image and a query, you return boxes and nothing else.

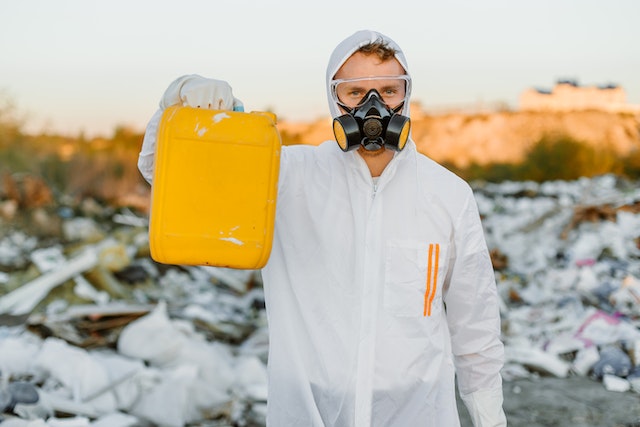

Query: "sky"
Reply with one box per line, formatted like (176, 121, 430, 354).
(1, 0, 639, 138)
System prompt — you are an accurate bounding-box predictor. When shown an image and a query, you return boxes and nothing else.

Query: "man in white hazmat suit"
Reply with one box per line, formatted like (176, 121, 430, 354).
(138, 29, 506, 427)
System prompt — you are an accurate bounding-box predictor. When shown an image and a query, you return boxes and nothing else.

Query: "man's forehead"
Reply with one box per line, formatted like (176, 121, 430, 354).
(334, 52, 404, 79)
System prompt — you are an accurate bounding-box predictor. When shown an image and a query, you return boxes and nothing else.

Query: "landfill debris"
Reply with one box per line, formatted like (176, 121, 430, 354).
(0, 247, 99, 316)
(0, 381, 39, 412)
(0, 172, 639, 426)
(592, 344, 633, 378)
(602, 374, 631, 393)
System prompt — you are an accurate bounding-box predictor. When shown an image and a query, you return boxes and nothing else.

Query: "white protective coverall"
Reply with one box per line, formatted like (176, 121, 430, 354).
(139, 29, 506, 427)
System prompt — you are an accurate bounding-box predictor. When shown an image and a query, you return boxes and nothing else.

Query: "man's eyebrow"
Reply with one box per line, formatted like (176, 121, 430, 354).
(343, 82, 367, 90)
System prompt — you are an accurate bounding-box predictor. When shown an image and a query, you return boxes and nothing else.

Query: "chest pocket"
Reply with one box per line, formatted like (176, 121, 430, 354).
(384, 240, 448, 317)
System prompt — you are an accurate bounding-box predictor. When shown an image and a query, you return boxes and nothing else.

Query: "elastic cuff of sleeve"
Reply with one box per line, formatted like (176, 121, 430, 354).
(460, 387, 507, 427)
(137, 155, 155, 185)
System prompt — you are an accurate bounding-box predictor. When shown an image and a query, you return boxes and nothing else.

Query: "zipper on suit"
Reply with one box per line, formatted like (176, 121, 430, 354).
(355, 177, 382, 426)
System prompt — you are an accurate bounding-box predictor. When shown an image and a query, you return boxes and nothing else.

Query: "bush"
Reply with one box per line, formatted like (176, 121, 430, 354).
(454, 134, 630, 182)
(518, 135, 621, 181)
(621, 148, 640, 178)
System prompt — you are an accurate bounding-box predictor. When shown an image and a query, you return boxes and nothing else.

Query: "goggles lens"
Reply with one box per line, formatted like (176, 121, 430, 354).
(331, 75, 411, 110)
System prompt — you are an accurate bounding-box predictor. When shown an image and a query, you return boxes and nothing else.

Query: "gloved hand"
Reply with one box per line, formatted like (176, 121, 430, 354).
(159, 74, 244, 111)
(139, 74, 245, 185)
(460, 387, 507, 427)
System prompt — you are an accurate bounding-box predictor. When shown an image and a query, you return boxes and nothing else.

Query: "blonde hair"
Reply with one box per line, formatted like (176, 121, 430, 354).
(357, 38, 397, 61)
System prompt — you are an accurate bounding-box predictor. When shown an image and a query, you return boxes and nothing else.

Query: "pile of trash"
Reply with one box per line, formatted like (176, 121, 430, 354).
(0, 192, 268, 426)
(475, 174, 640, 392)
(0, 173, 639, 427)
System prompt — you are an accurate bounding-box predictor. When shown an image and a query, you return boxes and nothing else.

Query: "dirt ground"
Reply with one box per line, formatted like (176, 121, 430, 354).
(457, 376, 640, 427)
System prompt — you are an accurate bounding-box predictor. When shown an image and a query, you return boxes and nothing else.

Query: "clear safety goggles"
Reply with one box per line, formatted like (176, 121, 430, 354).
(330, 75, 412, 111)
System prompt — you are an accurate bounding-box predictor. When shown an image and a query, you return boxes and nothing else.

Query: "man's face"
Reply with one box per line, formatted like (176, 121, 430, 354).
(332, 52, 409, 158)
(332, 52, 407, 112)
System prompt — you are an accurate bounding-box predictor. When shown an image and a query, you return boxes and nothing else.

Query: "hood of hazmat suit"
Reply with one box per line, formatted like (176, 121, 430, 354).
(261, 29, 506, 427)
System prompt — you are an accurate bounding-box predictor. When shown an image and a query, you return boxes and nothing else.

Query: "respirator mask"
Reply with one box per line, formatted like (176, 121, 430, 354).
(331, 75, 411, 152)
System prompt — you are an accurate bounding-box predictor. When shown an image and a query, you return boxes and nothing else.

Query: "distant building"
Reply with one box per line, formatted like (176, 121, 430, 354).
(519, 79, 640, 114)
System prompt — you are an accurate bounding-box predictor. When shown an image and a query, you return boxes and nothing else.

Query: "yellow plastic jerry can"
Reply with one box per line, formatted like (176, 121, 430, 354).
(149, 105, 281, 269)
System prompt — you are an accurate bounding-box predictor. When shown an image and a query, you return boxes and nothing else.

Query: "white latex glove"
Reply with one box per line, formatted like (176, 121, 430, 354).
(159, 74, 243, 111)
(460, 387, 507, 427)
(139, 75, 245, 185)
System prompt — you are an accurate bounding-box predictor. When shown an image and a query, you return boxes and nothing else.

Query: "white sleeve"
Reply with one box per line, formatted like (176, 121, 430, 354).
(443, 192, 506, 426)
(137, 108, 164, 185)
